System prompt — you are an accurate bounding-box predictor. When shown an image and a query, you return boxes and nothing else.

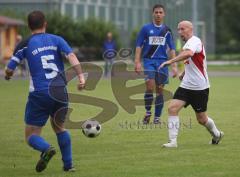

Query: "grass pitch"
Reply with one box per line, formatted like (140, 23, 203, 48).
(0, 73, 240, 177)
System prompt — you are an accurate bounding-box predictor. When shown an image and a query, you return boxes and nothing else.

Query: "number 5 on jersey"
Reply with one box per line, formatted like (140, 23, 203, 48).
(41, 55, 59, 79)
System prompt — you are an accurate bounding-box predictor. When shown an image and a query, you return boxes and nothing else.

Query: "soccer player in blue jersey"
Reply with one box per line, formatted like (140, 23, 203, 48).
(135, 4, 178, 124)
(103, 32, 117, 78)
(5, 11, 85, 172)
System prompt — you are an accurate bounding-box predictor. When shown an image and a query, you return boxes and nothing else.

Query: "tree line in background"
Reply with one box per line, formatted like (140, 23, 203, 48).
(1, 1, 240, 60)
(0, 10, 120, 61)
(216, 0, 240, 54)
(46, 12, 120, 60)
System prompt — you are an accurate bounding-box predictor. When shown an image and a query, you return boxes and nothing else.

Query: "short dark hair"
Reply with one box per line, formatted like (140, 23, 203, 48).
(28, 11, 46, 31)
(152, 4, 165, 12)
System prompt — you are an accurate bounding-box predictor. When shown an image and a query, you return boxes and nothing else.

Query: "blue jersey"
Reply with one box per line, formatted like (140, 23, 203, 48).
(103, 40, 116, 52)
(136, 23, 175, 60)
(103, 40, 116, 60)
(7, 33, 72, 92)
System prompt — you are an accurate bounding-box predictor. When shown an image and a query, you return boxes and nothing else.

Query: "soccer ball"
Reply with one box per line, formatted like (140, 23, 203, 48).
(82, 120, 101, 138)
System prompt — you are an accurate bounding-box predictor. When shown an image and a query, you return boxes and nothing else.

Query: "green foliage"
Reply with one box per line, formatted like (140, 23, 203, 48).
(46, 13, 120, 50)
(0, 10, 121, 60)
(46, 12, 83, 46)
(78, 18, 120, 48)
(46, 14, 120, 60)
(130, 28, 139, 50)
(216, 0, 240, 54)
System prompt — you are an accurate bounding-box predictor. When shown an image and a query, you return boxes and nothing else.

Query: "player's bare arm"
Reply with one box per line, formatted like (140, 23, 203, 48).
(178, 70, 185, 80)
(134, 47, 142, 74)
(168, 49, 178, 77)
(67, 52, 85, 90)
(160, 49, 194, 68)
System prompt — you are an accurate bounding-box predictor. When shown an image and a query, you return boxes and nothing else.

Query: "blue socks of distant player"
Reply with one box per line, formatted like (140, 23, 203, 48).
(144, 92, 153, 114)
(154, 94, 164, 119)
(144, 92, 164, 120)
(28, 135, 50, 152)
(57, 131, 72, 169)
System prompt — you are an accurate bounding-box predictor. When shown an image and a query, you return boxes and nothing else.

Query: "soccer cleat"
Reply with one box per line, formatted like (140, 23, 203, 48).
(142, 114, 151, 124)
(153, 117, 160, 124)
(162, 141, 178, 148)
(63, 166, 76, 172)
(36, 146, 56, 172)
(210, 131, 224, 145)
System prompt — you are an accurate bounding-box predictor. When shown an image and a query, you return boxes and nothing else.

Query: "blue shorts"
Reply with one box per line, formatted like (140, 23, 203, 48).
(143, 58, 169, 85)
(25, 89, 68, 127)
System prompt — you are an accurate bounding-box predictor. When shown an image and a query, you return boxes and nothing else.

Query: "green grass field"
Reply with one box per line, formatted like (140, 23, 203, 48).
(0, 73, 240, 177)
(207, 65, 240, 71)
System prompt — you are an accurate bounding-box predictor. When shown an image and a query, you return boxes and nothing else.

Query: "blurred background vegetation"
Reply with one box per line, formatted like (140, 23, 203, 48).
(0, 10, 120, 61)
(216, 0, 240, 55)
(0, 0, 239, 61)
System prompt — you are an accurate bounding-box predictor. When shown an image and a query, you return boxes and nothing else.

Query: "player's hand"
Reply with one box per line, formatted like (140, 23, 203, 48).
(77, 74, 85, 91)
(159, 61, 171, 69)
(179, 72, 185, 80)
(135, 62, 142, 74)
(171, 66, 178, 78)
(5, 75, 11, 80)
(4, 68, 13, 81)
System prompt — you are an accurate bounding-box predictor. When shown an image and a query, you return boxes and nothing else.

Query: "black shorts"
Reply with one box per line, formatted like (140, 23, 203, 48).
(173, 87, 209, 113)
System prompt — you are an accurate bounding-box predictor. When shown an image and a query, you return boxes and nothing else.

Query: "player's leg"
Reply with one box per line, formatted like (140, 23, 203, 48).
(143, 59, 155, 124)
(143, 78, 155, 124)
(51, 105, 74, 172)
(109, 58, 114, 76)
(154, 63, 169, 124)
(25, 125, 56, 172)
(162, 87, 188, 148)
(25, 125, 48, 151)
(162, 99, 186, 148)
(25, 92, 56, 172)
(104, 59, 109, 77)
(25, 99, 52, 154)
(154, 84, 164, 124)
(191, 89, 224, 144)
(195, 112, 224, 144)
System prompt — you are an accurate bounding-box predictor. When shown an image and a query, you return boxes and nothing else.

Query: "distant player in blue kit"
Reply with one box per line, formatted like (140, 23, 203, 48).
(103, 32, 117, 78)
(5, 11, 85, 172)
(135, 4, 178, 124)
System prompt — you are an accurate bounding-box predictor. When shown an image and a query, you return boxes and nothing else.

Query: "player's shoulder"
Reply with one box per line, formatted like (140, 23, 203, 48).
(141, 23, 153, 30)
(162, 24, 171, 29)
(188, 35, 202, 43)
(13, 36, 32, 54)
(184, 36, 202, 50)
(162, 24, 173, 33)
(45, 33, 64, 41)
(45, 33, 68, 46)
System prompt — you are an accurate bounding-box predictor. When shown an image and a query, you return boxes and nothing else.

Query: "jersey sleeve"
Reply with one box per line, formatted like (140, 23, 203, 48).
(136, 26, 147, 47)
(58, 37, 73, 55)
(166, 30, 175, 50)
(7, 41, 27, 70)
(183, 37, 200, 53)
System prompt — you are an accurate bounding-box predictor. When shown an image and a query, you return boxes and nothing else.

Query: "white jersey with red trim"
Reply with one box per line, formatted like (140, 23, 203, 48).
(180, 36, 210, 90)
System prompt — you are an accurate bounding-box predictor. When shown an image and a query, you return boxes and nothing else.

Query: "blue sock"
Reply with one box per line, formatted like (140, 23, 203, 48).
(155, 94, 164, 118)
(28, 135, 50, 152)
(144, 92, 153, 113)
(57, 131, 72, 169)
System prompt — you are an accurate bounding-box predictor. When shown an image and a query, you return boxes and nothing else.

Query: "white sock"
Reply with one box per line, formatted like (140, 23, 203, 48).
(168, 116, 180, 143)
(204, 117, 220, 138)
